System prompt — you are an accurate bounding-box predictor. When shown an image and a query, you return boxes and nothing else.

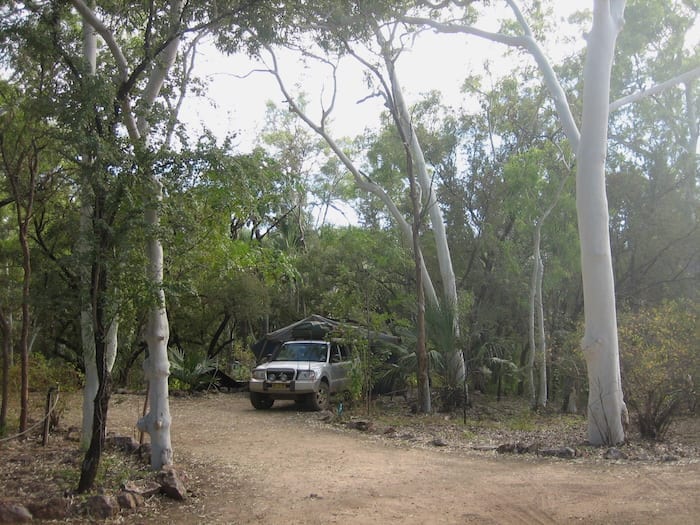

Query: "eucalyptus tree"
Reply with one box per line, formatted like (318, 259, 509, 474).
(404, 0, 700, 444)
(5, 0, 287, 489)
(249, 2, 476, 411)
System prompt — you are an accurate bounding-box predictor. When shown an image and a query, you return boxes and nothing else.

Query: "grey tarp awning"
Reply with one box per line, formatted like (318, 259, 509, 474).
(250, 315, 401, 362)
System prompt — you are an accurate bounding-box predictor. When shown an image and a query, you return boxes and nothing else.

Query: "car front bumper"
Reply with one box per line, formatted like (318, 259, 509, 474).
(249, 378, 319, 397)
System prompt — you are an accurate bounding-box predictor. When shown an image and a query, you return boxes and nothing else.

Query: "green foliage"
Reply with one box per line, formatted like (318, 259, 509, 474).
(548, 326, 588, 414)
(619, 300, 699, 439)
(1, 0, 697, 426)
(297, 226, 414, 321)
(329, 325, 390, 413)
(7, 353, 83, 394)
(229, 340, 257, 381)
(168, 348, 219, 392)
(384, 325, 444, 391)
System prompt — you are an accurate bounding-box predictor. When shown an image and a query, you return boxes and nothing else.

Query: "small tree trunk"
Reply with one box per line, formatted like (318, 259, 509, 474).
(527, 231, 539, 406)
(0, 308, 10, 432)
(18, 219, 31, 434)
(81, 311, 97, 449)
(77, 337, 111, 492)
(407, 152, 431, 414)
(414, 230, 430, 413)
(536, 255, 547, 408)
(81, 313, 118, 449)
(77, 244, 112, 492)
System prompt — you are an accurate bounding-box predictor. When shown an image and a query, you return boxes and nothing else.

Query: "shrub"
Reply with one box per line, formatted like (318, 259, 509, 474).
(618, 300, 698, 439)
(229, 340, 257, 381)
(7, 352, 83, 394)
(168, 348, 218, 392)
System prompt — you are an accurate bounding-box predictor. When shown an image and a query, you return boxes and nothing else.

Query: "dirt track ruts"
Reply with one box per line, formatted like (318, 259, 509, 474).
(102, 392, 700, 525)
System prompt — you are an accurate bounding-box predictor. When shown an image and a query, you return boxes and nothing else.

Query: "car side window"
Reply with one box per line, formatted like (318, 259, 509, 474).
(331, 344, 343, 363)
(339, 345, 351, 361)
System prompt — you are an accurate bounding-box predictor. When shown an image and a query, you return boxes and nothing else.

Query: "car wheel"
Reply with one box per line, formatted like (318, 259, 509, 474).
(307, 381, 330, 411)
(250, 391, 274, 409)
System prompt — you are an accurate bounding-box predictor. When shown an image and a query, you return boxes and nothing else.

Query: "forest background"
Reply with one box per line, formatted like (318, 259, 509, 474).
(0, 0, 698, 489)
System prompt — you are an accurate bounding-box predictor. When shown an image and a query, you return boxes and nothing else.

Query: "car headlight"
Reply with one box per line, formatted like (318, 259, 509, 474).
(296, 370, 316, 381)
(252, 369, 266, 380)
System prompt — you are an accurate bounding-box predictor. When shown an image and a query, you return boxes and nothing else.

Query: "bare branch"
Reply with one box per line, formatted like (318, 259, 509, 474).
(610, 66, 700, 113)
(69, 0, 129, 82)
(260, 43, 440, 305)
(401, 11, 581, 149)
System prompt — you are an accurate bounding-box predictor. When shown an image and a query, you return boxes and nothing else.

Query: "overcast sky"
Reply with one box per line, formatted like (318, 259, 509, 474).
(179, 3, 588, 152)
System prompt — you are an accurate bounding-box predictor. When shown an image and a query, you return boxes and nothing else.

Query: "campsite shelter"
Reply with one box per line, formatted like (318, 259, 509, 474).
(250, 314, 401, 363)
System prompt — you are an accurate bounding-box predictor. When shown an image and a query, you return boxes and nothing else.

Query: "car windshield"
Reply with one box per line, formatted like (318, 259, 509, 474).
(273, 342, 328, 362)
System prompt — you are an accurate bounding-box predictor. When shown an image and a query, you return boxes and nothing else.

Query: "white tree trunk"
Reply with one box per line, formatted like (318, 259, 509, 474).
(78, 16, 101, 450)
(527, 228, 539, 407)
(377, 31, 466, 385)
(136, 207, 172, 468)
(72, 0, 182, 468)
(131, 1, 181, 469)
(576, 0, 627, 445)
(536, 255, 547, 408)
(529, 168, 569, 411)
(527, 227, 547, 409)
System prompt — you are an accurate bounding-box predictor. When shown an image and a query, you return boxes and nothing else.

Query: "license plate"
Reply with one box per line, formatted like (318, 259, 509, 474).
(270, 383, 287, 390)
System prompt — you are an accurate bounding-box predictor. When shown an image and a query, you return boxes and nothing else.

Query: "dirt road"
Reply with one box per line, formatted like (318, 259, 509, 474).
(105, 392, 700, 524)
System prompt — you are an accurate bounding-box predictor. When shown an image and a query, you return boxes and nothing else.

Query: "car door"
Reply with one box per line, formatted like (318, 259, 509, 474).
(329, 343, 353, 393)
(328, 343, 350, 393)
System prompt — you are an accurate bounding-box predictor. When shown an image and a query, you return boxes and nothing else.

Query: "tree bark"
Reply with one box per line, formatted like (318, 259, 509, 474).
(576, 0, 627, 445)
(0, 307, 10, 432)
(527, 228, 539, 407)
(136, 205, 173, 468)
(528, 172, 569, 409)
(408, 157, 431, 414)
(130, 0, 182, 468)
(81, 310, 118, 449)
(79, 4, 98, 452)
(536, 254, 547, 408)
(77, 254, 112, 492)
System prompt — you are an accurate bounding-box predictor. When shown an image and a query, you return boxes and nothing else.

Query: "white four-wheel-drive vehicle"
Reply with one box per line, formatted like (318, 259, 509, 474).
(249, 340, 352, 411)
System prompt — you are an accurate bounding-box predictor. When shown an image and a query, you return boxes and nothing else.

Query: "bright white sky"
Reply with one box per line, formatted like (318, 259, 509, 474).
(178, 2, 698, 225)
(180, 3, 585, 152)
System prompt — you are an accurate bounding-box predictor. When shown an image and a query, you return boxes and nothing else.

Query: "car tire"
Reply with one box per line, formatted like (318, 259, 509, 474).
(250, 391, 274, 409)
(307, 381, 330, 411)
